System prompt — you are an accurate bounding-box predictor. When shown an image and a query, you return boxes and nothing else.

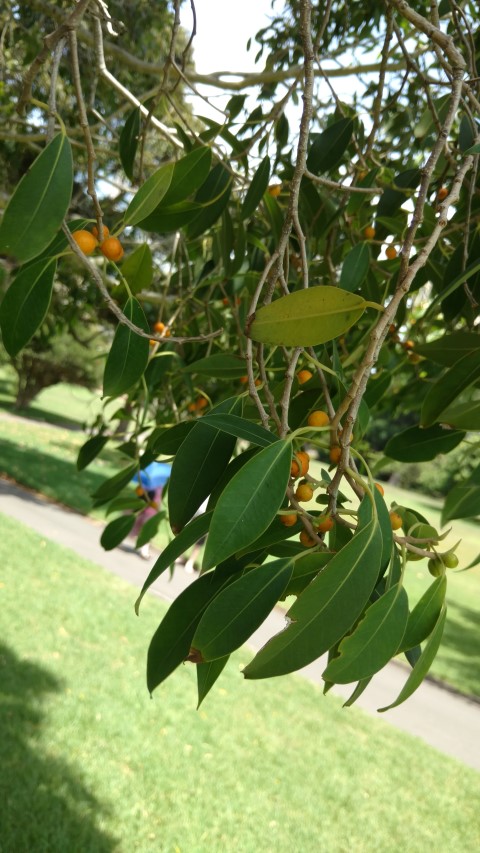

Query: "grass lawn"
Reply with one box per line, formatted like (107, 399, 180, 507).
(1, 512, 480, 853)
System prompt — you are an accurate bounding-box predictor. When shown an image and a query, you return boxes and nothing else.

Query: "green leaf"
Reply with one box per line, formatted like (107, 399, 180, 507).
(202, 440, 293, 571)
(124, 162, 174, 226)
(76, 434, 109, 471)
(103, 298, 150, 397)
(437, 399, 480, 431)
(199, 414, 276, 448)
(322, 585, 409, 684)
(248, 287, 367, 347)
(92, 463, 138, 505)
(421, 350, 480, 427)
(415, 331, 480, 367)
(241, 156, 271, 219)
(134, 511, 213, 613)
(385, 424, 465, 462)
(343, 678, 372, 707)
(282, 551, 334, 598)
(0, 133, 73, 262)
(136, 512, 164, 548)
(442, 484, 480, 525)
(192, 559, 293, 661)
(161, 146, 212, 206)
(243, 503, 382, 679)
(121, 244, 153, 293)
(147, 421, 195, 456)
(0, 258, 56, 356)
(182, 354, 247, 379)
(340, 243, 370, 293)
(378, 605, 446, 712)
(146, 571, 229, 693)
(100, 515, 135, 550)
(196, 656, 229, 708)
(464, 142, 480, 154)
(307, 118, 354, 175)
(168, 397, 242, 532)
(262, 191, 284, 244)
(119, 107, 140, 180)
(400, 575, 447, 652)
(137, 201, 201, 233)
(186, 163, 233, 239)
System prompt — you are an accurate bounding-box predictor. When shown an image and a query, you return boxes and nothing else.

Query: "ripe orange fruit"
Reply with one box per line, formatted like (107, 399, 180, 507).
(268, 183, 282, 197)
(280, 512, 298, 527)
(300, 529, 316, 547)
(72, 229, 97, 255)
(196, 396, 208, 410)
(389, 511, 403, 531)
(187, 401, 197, 413)
(403, 339, 415, 350)
(329, 445, 342, 465)
(388, 324, 397, 335)
(291, 450, 310, 478)
(295, 483, 314, 502)
(375, 482, 385, 496)
(297, 369, 313, 385)
(364, 225, 376, 240)
(91, 224, 110, 239)
(317, 515, 334, 534)
(239, 376, 248, 384)
(385, 246, 397, 260)
(100, 236, 124, 262)
(135, 485, 145, 497)
(149, 339, 157, 346)
(153, 321, 171, 337)
(307, 410, 330, 428)
(149, 501, 159, 510)
(437, 186, 448, 201)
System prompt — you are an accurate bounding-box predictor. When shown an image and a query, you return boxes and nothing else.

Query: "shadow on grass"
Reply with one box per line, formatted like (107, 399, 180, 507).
(0, 643, 117, 852)
(441, 601, 480, 698)
(0, 436, 112, 514)
(0, 400, 85, 431)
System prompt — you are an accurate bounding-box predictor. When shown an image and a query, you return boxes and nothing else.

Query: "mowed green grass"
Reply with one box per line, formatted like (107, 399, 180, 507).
(1, 512, 480, 853)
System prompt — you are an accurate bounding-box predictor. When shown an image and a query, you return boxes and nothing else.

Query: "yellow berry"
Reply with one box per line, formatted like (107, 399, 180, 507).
(280, 512, 298, 527)
(364, 225, 376, 240)
(72, 229, 97, 255)
(300, 529, 316, 548)
(375, 482, 385, 496)
(385, 246, 397, 260)
(297, 369, 313, 385)
(100, 236, 124, 262)
(329, 445, 342, 465)
(307, 410, 330, 428)
(390, 511, 403, 531)
(295, 483, 314, 502)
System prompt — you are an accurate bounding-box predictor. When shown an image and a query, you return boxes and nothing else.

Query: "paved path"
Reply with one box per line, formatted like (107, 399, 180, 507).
(1, 476, 479, 772)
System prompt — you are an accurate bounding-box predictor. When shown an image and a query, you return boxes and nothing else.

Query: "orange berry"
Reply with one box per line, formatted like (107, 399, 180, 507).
(389, 511, 403, 531)
(91, 224, 110, 239)
(295, 483, 314, 502)
(291, 450, 310, 478)
(267, 183, 282, 197)
(280, 512, 298, 527)
(403, 339, 415, 350)
(149, 339, 157, 346)
(437, 186, 448, 201)
(329, 445, 342, 465)
(300, 529, 317, 548)
(385, 246, 397, 260)
(72, 229, 97, 255)
(364, 225, 376, 240)
(297, 369, 313, 385)
(388, 324, 397, 335)
(196, 396, 208, 410)
(375, 482, 385, 496)
(153, 321, 171, 337)
(408, 352, 422, 364)
(239, 376, 248, 384)
(254, 378, 262, 387)
(149, 501, 159, 510)
(187, 402, 197, 413)
(100, 236, 124, 262)
(307, 410, 330, 428)
(135, 485, 145, 497)
(222, 297, 230, 306)
(357, 170, 368, 181)
(317, 515, 334, 534)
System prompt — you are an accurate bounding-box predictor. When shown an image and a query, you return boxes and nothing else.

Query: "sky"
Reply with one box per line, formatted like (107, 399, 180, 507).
(184, 0, 274, 74)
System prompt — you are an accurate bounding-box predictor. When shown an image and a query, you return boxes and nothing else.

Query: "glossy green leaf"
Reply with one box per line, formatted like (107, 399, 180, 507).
(147, 421, 195, 456)
(464, 142, 480, 154)
(0, 133, 73, 262)
(147, 571, 229, 693)
(378, 605, 446, 712)
(262, 191, 284, 244)
(385, 424, 465, 462)
(376, 169, 420, 219)
(340, 243, 370, 293)
(437, 400, 480, 431)
(92, 463, 138, 505)
(364, 373, 391, 408)
(196, 656, 229, 708)
(248, 287, 367, 347)
(168, 397, 242, 532)
(206, 448, 260, 511)
(124, 162, 174, 226)
(183, 354, 247, 378)
(106, 496, 145, 515)
(76, 434, 109, 471)
(236, 515, 305, 559)
(373, 487, 393, 571)
(136, 512, 164, 548)
(241, 156, 271, 219)
(119, 107, 140, 180)
(100, 515, 135, 551)
(0, 258, 56, 356)
(343, 678, 372, 707)
(186, 163, 233, 239)
(426, 260, 480, 315)
(202, 440, 293, 571)
(322, 584, 409, 684)
(441, 484, 480, 525)
(103, 298, 150, 397)
(192, 559, 293, 661)
(135, 511, 213, 613)
(243, 504, 382, 679)
(199, 414, 276, 448)
(282, 551, 334, 598)
(161, 146, 212, 206)
(400, 575, 447, 652)
(307, 118, 354, 175)
(137, 201, 201, 233)
(121, 244, 153, 294)
(421, 350, 480, 427)
(415, 331, 480, 367)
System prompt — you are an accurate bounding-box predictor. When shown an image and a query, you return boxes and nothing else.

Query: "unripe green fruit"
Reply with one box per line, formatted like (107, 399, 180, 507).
(428, 557, 445, 577)
(443, 552, 459, 569)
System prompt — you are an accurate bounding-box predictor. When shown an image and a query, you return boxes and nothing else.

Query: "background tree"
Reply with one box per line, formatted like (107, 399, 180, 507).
(1, 0, 479, 710)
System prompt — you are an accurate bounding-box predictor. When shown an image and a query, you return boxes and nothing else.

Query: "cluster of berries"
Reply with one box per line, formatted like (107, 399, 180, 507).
(72, 225, 124, 261)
